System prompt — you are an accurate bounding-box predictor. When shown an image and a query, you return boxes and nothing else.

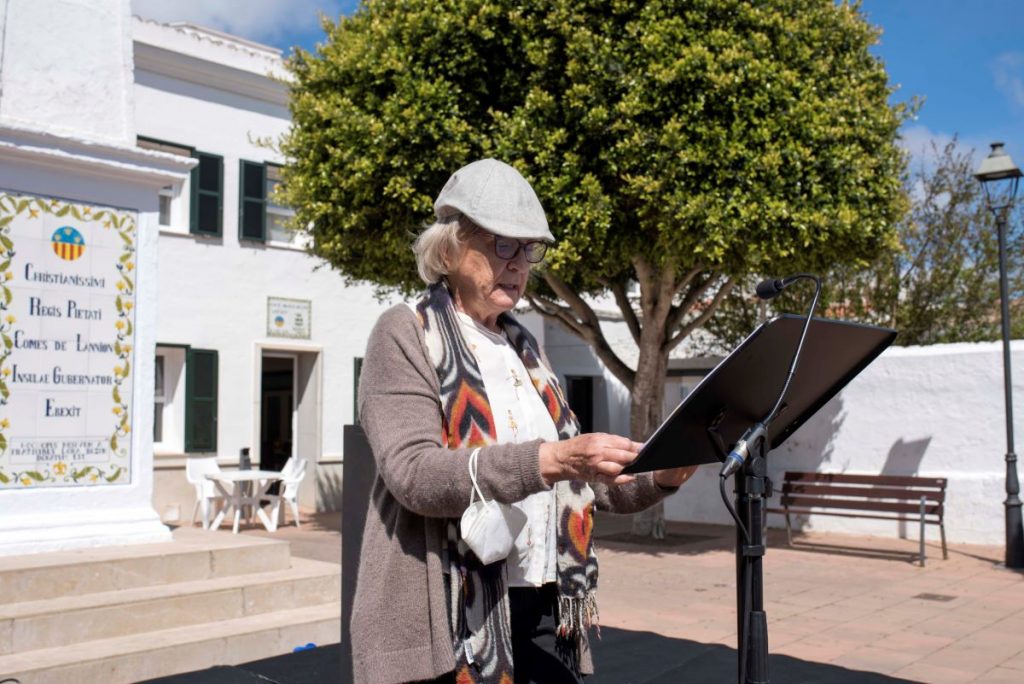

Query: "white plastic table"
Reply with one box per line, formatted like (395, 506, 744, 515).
(205, 470, 284, 534)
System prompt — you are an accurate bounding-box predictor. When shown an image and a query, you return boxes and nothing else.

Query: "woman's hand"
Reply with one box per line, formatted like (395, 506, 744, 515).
(539, 433, 642, 486)
(653, 465, 698, 489)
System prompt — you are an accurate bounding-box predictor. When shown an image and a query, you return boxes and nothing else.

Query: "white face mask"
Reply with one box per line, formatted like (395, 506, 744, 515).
(460, 448, 527, 565)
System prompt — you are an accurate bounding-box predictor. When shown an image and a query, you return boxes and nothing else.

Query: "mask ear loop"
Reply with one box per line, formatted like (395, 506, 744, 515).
(467, 447, 486, 506)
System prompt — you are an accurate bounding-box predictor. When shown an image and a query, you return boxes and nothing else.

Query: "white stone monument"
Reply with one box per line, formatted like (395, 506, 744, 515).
(0, 0, 191, 554)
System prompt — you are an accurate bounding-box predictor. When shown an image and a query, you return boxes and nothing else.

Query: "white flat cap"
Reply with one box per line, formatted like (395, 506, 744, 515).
(433, 159, 554, 242)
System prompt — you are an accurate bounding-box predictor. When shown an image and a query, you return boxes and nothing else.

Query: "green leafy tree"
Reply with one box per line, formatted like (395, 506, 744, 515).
(702, 140, 1024, 351)
(280, 0, 907, 535)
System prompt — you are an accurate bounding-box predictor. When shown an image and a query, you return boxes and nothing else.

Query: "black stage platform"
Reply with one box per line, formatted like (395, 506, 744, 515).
(143, 627, 916, 683)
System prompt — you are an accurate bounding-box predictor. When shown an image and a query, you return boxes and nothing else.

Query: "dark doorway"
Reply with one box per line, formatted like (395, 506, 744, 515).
(565, 375, 594, 434)
(260, 355, 295, 473)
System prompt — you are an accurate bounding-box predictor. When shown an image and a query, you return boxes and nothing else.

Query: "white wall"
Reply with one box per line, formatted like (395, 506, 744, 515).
(0, 0, 135, 146)
(664, 340, 1024, 546)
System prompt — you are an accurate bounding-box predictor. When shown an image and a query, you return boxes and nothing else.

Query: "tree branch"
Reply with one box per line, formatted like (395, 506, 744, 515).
(664, 271, 717, 335)
(526, 277, 636, 391)
(672, 265, 703, 299)
(632, 255, 657, 316)
(665, 278, 736, 352)
(653, 259, 678, 324)
(524, 291, 589, 340)
(605, 278, 641, 345)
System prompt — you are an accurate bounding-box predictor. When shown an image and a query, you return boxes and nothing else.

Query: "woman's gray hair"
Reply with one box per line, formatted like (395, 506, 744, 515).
(412, 215, 472, 285)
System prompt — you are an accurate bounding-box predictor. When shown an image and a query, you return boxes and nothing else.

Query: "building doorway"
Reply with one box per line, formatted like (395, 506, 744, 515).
(260, 354, 296, 473)
(565, 375, 595, 434)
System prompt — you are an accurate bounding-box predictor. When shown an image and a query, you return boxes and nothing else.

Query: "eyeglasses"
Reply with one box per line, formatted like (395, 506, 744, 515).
(476, 231, 548, 264)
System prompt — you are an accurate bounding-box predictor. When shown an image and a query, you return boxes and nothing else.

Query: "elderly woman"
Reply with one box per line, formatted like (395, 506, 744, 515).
(351, 159, 696, 684)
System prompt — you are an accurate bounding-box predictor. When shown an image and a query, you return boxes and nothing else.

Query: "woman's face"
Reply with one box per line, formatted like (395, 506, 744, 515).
(447, 227, 531, 328)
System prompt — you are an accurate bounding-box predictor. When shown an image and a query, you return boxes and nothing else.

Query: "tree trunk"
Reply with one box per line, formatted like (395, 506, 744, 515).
(628, 338, 669, 538)
(526, 269, 735, 539)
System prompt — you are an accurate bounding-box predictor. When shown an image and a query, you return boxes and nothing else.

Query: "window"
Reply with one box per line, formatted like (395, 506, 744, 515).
(184, 348, 218, 452)
(137, 138, 191, 228)
(154, 345, 187, 452)
(239, 161, 296, 244)
(265, 164, 296, 243)
(154, 355, 165, 442)
(158, 186, 173, 226)
(190, 151, 223, 236)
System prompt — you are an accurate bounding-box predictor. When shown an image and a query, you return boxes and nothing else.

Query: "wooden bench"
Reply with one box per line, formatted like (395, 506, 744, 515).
(766, 471, 948, 566)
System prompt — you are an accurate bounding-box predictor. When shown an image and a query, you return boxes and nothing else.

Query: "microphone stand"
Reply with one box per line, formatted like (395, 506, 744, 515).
(717, 274, 821, 684)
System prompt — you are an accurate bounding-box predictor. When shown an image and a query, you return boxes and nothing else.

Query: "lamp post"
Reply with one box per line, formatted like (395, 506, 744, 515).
(974, 141, 1024, 569)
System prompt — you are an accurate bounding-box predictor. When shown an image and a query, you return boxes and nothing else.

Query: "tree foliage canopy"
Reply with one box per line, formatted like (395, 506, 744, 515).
(281, 0, 907, 299)
(702, 141, 1024, 351)
(282, 0, 910, 538)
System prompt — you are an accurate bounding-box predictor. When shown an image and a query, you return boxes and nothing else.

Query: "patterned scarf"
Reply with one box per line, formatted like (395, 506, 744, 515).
(415, 282, 599, 684)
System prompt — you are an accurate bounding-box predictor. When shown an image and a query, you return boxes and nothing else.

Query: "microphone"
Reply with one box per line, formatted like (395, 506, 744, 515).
(755, 278, 786, 299)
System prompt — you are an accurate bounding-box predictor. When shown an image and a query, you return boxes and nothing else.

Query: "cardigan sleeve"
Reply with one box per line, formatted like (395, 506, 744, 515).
(358, 304, 551, 519)
(591, 475, 679, 514)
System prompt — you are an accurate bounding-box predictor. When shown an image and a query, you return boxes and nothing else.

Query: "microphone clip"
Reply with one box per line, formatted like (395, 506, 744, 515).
(720, 422, 767, 479)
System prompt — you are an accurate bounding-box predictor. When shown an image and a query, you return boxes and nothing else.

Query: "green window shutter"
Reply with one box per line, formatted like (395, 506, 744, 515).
(239, 160, 267, 241)
(185, 348, 218, 452)
(353, 357, 363, 425)
(189, 151, 223, 236)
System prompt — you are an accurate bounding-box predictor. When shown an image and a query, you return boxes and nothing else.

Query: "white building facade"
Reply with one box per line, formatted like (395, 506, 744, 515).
(129, 19, 401, 520)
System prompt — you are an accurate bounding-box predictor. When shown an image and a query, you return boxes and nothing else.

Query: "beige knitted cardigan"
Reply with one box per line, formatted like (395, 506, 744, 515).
(350, 304, 676, 684)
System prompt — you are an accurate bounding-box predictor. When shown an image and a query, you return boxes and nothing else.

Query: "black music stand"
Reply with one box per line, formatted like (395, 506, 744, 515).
(624, 314, 896, 684)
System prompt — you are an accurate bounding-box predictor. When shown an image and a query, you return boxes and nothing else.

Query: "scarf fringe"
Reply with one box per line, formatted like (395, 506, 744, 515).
(557, 591, 599, 639)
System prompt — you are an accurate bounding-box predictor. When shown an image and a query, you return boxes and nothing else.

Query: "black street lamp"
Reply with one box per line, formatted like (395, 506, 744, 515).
(974, 141, 1024, 569)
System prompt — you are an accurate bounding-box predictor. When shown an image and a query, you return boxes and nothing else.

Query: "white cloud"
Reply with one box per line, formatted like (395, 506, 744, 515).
(897, 125, 994, 203)
(899, 124, 957, 174)
(898, 124, 993, 172)
(993, 51, 1024, 109)
(131, 0, 344, 47)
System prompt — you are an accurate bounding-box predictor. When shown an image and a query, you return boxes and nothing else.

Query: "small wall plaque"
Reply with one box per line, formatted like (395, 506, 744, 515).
(267, 297, 311, 339)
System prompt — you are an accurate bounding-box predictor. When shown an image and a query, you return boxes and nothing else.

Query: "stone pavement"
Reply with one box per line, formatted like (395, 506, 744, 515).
(592, 514, 1024, 683)
(254, 511, 1024, 683)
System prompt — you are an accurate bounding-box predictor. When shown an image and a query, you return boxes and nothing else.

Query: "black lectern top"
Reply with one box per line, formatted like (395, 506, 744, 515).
(623, 315, 896, 474)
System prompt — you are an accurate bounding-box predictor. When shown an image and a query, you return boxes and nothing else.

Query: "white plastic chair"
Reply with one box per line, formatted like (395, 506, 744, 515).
(271, 457, 307, 528)
(185, 457, 224, 530)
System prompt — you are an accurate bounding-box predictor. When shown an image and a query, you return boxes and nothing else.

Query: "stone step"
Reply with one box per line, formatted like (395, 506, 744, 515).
(0, 602, 341, 684)
(0, 529, 292, 603)
(0, 556, 340, 654)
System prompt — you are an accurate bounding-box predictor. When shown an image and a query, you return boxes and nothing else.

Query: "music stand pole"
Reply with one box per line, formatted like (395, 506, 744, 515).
(735, 438, 770, 684)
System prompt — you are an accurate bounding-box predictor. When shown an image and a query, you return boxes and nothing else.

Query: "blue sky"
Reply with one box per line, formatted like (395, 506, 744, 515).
(860, 0, 1024, 171)
(132, 0, 1024, 172)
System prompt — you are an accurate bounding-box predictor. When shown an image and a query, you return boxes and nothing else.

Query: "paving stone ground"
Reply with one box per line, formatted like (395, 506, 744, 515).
(249, 510, 1024, 683)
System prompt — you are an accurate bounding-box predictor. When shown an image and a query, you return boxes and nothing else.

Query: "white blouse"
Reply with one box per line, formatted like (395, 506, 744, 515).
(456, 311, 560, 587)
